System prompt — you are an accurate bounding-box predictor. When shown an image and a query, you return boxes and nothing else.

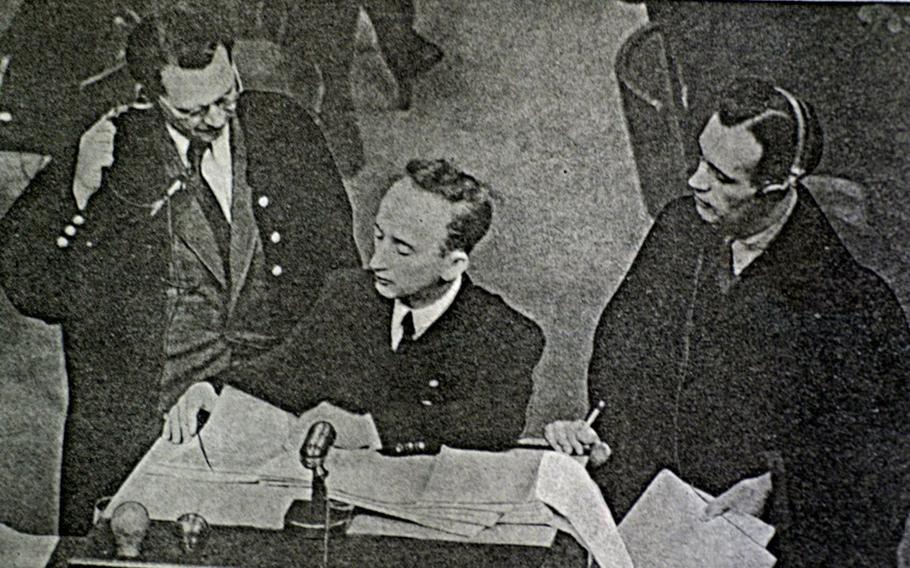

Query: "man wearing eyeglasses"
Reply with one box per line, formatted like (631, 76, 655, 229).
(0, 4, 356, 535)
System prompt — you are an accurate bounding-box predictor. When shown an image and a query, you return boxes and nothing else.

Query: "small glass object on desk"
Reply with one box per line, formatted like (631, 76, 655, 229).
(175, 513, 210, 554)
(109, 501, 150, 558)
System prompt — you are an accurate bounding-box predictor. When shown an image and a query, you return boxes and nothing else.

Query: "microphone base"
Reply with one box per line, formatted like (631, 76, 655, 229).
(283, 500, 355, 538)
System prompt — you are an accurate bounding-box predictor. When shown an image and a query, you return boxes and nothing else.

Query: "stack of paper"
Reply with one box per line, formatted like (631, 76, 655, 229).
(331, 448, 553, 542)
(104, 387, 380, 529)
(103, 389, 634, 567)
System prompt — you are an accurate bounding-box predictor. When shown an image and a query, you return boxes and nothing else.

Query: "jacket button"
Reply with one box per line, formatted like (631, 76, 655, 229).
(56, 236, 70, 248)
(271, 265, 283, 277)
(270, 231, 281, 244)
(63, 225, 77, 237)
(258, 196, 270, 208)
(416, 441, 426, 451)
(420, 399, 433, 407)
(394, 443, 405, 454)
(428, 379, 439, 388)
(72, 215, 85, 226)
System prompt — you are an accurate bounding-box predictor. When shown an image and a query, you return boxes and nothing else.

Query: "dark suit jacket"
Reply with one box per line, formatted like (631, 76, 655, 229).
(0, 91, 357, 534)
(589, 189, 909, 566)
(227, 269, 545, 453)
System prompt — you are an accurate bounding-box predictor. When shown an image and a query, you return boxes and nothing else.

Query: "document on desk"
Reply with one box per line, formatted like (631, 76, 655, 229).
(347, 514, 558, 547)
(618, 469, 777, 568)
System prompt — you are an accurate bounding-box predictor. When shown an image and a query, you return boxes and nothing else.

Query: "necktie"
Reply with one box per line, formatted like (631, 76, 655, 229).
(188, 141, 232, 282)
(704, 237, 735, 293)
(395, 310, 416, 353)
(401, 311, 416, 342)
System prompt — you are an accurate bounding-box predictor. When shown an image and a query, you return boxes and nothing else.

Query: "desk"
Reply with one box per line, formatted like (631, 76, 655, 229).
(48, 520, 587, 567)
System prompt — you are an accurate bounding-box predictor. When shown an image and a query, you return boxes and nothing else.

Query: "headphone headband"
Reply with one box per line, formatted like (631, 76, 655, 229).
(772, 86, 807, 186)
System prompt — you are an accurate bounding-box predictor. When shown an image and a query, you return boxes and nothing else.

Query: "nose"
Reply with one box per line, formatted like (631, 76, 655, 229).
(203, 104, 227, 129)
(688, 160, 711, 193)
(368, 241, 388, 272)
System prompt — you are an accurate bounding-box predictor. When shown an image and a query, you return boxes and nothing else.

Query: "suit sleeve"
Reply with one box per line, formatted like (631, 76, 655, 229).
(220, 270, 354, 414)
(770, 276, 910, 565)
(587, 199, 695, 517)
(0, 157, 79, 322)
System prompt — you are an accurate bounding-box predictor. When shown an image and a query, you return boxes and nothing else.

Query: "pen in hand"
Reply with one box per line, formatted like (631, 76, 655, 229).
(585, 399, 606, 427)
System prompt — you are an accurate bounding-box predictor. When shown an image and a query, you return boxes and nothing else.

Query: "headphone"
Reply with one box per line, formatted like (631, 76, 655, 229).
(761, 86, 808, 195)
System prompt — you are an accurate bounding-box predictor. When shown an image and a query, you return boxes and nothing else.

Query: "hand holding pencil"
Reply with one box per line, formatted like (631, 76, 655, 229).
(543, 400, 612, 467)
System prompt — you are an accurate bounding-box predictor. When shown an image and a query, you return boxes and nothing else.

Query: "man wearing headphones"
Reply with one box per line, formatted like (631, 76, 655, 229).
(546, 78, 908, 565)
(0, 3, 356, 535)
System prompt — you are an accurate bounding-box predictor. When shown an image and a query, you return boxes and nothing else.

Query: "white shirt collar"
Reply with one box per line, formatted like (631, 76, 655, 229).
(390, 275, 463, 351)
(731, 187, 798, 276)
(165, 123, 233, 222)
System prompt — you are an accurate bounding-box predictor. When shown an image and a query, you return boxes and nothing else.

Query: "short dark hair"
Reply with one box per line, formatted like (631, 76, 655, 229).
(126, 3, 234, 96)
(404, 159, 493, 254)
(715, 77, 824, 187)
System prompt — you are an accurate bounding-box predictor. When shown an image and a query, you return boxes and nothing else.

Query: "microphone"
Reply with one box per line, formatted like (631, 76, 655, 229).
(300, 421, 337, 479)
(297, 421, 337, 568)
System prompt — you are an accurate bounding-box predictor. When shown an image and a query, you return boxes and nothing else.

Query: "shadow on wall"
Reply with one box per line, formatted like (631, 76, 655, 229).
(0, 152, 66, 535)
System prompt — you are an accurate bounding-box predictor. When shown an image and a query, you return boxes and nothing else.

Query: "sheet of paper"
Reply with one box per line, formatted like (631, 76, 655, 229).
(536, 451, 633, 568)
(347, 514, 558, 548)
(191, 385, 295, 472)
(329, 492, 490, 536)
(420, 447, 542, 504)
(106, 437, 311, 529)
(500, 501, 554, 525)
(693, 488, 776, 547)
(326, 450, 435, 504)
(0, 523, 60, 568)
(618, 469, 777, 568)
(290, 401, 382, 451)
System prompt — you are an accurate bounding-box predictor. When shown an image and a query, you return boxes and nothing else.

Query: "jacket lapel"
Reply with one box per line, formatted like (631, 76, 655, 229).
(226, 117, 259, 310)
(173, 193, 228, 288)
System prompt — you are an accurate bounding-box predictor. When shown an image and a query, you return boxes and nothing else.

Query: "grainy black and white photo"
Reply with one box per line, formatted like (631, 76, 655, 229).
(0, 1, 907, 566)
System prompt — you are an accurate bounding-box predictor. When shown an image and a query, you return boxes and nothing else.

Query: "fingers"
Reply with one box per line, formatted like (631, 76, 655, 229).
(164, 404, 184, 445)
(162, 413, 174, 443)
(162, 394, 192, 445)
(544, 421, 597, 455)
(543, 422, 572, 454)
(701, 473, 773, 520)
(588, 441, 612, 468)
(177, 394, 195, 444)
(702, 496, 730, 520)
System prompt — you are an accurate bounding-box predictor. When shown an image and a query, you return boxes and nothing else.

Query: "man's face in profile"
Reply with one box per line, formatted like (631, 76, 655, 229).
(157, 44, 239, 144)
(688, 113, 766, 235)
(369, 178, 461, 306)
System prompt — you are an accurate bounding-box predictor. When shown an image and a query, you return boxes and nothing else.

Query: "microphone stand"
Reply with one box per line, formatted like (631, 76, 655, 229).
(300, 421, 337, 568)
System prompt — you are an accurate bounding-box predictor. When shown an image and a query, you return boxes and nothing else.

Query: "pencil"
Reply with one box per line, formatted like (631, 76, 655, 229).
(585, 399, 606, 427)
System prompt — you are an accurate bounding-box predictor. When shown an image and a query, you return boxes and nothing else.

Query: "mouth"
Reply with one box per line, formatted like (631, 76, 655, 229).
(373, 274, 393, 286)
(694, 196, 711, 209)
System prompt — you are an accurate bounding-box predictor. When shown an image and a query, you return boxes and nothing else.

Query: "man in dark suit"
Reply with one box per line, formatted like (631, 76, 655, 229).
(175, 159, 544, 454)
(0, 4, 356, 535)
(546, 78, 909, 565)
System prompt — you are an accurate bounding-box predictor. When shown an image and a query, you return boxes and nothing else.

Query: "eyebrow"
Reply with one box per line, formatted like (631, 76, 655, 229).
(700, 152, 736, 183)
(391, 235, 415, 250)
(374, 223, 415, 250)
(173, 82, 239, 113)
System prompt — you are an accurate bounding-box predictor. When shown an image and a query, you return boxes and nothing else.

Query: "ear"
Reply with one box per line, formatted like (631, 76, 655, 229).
(441, 250, 469, 282)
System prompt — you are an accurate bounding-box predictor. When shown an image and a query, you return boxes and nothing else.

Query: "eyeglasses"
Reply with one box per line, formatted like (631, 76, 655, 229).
(159, 83, 241, 122)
